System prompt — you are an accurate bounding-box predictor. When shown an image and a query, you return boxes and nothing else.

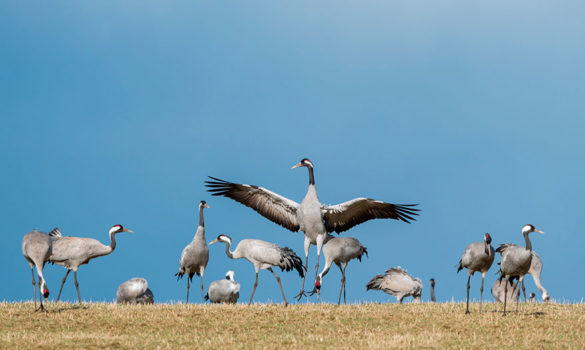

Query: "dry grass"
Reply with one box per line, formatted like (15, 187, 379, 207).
(1, 302, 584, 349)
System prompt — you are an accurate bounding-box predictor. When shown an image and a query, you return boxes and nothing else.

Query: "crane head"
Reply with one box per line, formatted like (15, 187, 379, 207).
(225, 270, 235, 281)
(209, 234, 231, 245)
(291, 158, 313, 169)
(430, 278, 435, 287)
(40, 280, 49, 299)
(522, 224, 545, 235)
(199, 200, 210, 209)
(484, 233, 492, 244)
(109, 225, 133, 235)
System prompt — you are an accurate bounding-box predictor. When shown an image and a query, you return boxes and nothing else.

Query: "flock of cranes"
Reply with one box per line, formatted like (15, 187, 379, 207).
(21, 157, 549, 314)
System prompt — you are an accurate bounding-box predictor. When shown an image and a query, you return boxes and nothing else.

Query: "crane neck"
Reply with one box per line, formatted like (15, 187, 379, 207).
(307, 166, 315, 185)
(222, 241, 235, 259)
(430, 284, 435, 302)
(199, 205, 205, 227)
(484, 241, 492, 256)
(108, 231, 117, 252)
(523, 232, 532, 251)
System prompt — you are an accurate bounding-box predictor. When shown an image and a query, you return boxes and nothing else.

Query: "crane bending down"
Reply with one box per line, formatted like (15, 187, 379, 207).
(491, 278, 520, 303)
(206, 158, 418, 300)
(496, 224, 544, 315)
(176, 201, 210, 303)
(22, 228, 60, 311)
(205, 270, 240, 304)
(496, 248, 549, 302)
(209, 234, 304, 306)
(117, 278, 154, 304)
(308, 236, 367, 304)
(50, 224, 133, 303)
(456, 233, 495, 314)
(366, 267, 422, 303)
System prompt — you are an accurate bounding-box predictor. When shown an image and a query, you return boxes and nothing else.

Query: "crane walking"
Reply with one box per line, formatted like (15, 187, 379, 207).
(209, 234, 304, 306)
(50, 224, 134, 303)
(176, 201, 210, 303)
(206, 158, 418, 300)
(456, 233, 495, 314)
(496, 224, 544, 315)
(309, 236, 367, 304)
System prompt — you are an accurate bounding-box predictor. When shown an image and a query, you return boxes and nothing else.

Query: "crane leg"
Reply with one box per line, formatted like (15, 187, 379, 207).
(295, 237, 311, 301)
(336, 264, 343, 305)
(30, 268, 37, 310)
(200, 271, 205, 304)
(248, 272, 259, 305)
(269, 268, 288, 307)
(56, 270, 71, 302)
(342, 264, 347, 305)
(521, 280, 526, 302)
(74, 271, 82, 304)
(503, 277, 508, 316)
(186, 278, 190, 304)
(515, 279, 521, 313)
(465, 274, 471, 314)
(479, 273, 485, 313)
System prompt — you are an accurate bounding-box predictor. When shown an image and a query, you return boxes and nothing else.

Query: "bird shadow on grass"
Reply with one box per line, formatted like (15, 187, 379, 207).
(49, 304, 90, 313)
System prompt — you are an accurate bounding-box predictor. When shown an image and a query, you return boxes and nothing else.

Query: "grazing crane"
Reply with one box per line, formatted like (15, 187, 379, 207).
(491, 278, 520, 303)
(366, 267, 422, 303)
(496, 224, 544, 315)
(209, 234, 304, 306)
(205, 158, 419, 299)
(50, 224, 134, 303)
(176, 201, 210, 303)
(117, 278, 154, 304)
(529, 292, 536, 302)
(456, 233, 495, 314)
(309, 236, 368, 304)
(21, 228, 59, 311)
(205, 270, 240, 304)
(430, 278, 436, 302)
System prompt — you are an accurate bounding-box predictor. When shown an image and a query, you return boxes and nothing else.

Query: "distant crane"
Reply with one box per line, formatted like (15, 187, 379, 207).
(50, 224, 134, 303)
(22, 228, 59, 311)
(117, 278, 154, 304)
(366, 267, 422, 303)
(456, 233, 495, 314)
(491, 278, 520, 303)
(529, 292, 536, 302)
(205, 270, 240, 304)
(206, 158, 418, 300)
(430, 278, 436, 302)
(176, 201, 210, 303)
(496, 224, 544, 315)
(209, 234, 304, 306)
(308, 236, 368, 304)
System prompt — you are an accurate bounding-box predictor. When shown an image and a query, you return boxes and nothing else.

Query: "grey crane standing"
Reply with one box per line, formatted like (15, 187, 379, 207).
(430, 278, 436, 302)
(456, 233, 495, 314)
(205, 270, 240, 304)
(496, 224, 544, 315)
(117, 278, 154, 304)
(50, 224, 134, 303)
(491, 278, 520, 303)
(205, 158, 419, 300)
(22, 228, 59, 311)
(209, 234, 304, 306)
(366, 267, 422, 303)
(175, 201, 210, 303)
(497, 248, 549, 302)
(308, 236, 367, 304)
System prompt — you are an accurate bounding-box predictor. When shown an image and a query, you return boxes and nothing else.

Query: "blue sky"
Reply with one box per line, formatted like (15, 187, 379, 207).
(2, 1, 584, 304)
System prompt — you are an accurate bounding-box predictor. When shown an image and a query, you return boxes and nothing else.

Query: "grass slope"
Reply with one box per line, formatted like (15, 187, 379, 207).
(1, 302, 584, 349)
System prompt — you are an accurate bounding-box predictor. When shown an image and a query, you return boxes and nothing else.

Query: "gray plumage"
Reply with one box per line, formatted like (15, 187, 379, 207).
(22, 228, 58, 311)
(205, 270, 240, 304)
(49, 224, 134, 303)
(310, 236, 367, 304)
(491, 278, 520, 303)
(456, 233, 495, 314)
(497, 247, 549, 302)
(117, 278, 154, 304)
(496, 224, 544, 315)
(209, 234, 304, 306)
(205, 158, 418, 300)
(176, 201, 210, 303)
(366, 266, 422, 303)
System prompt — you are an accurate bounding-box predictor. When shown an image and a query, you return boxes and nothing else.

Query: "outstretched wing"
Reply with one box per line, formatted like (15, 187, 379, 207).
(321, 198, 419, 234)
(205, 176, 300, 232)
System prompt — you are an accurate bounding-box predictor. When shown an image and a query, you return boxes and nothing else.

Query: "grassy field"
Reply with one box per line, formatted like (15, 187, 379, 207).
(1, 302, 584, 349)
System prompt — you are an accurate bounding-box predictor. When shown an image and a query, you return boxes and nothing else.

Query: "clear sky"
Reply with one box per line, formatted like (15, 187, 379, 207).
(2, 1, 584, 305)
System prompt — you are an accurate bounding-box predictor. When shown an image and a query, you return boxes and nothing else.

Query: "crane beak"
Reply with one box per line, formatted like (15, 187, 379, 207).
(204, 203, 210, 209)
(291, 163, 302, 169)
(123, 228, 134, 233)
(209, 239, 219, 245)
(534, 229, 545, 234)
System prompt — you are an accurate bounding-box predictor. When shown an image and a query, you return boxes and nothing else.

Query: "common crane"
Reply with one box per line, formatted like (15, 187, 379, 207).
(205, 270, 240, 304)
(117, 278, 154, 304)
(366, 266, 422, 303)
(205, 158, 418, 299)
(456, 233, 495, 314)
(209, 234, 304, 306)
(176, 201, 210, 303)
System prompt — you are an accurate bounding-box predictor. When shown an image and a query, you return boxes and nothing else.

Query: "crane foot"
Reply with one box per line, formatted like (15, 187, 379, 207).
(294, 290, 307, 301)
